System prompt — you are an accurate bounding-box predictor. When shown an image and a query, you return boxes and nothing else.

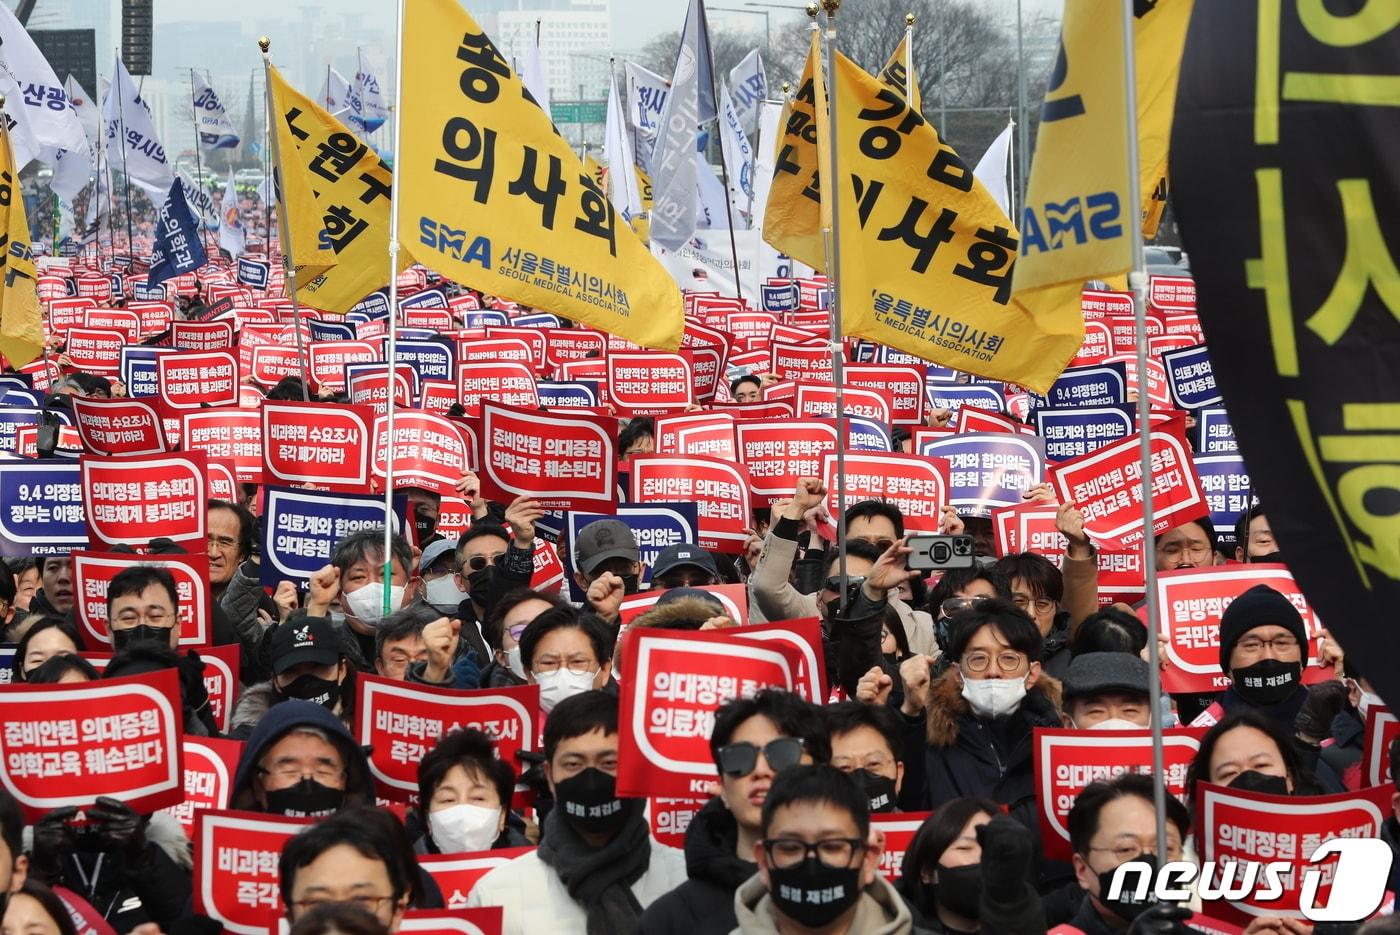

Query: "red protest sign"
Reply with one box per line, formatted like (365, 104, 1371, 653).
(157, 351, 240, 410)
(64, 327, 125, 374)
(419, 379, 461, 416)
(1071, 321, 1114, 366)
(709, 400, 796, 421)
(308, 340, 379, 391)
(1034, 727, 1204, 862)
(417, 849, 535, 911)
(770, 341, 832, 383)
(81, 451, 207, 549)
(1196, 782, 1393, 923)
(1049, 430, 1208, 552)
(872, 812, 932, 883)
(1081, 289, 1134, 321)
(649, 798, 707, 850)
(729, 618, 827, 702)
(348, 365, 416, 416)
(460, 338, 535, 370)
(843, 364, 926, 425)
(653, 412, 737, 461)
(48, 296, 97, 332)
(1148, 274, 1197, 312)
(183, 408, 264, 484)
(400, 908, 505, 934)
(161, 736, 242, 838)
(990, 502, 1144, 605)
(794, 383, 893, 424)
(955, 406, 1025, 435)
(207, 458, 239, 501)
(736, 420, 840, 505)
(70, 397, 168, 456)
(170, 320, 236, 351)
(84, 308, 141, 341)
(262, 401, 375, 491)
(355, 676, 539, 802)
(194, 810, 311, 934)
(483, 327, 547, 371)
(404, 307, 453, 331)
(130, 302, 174, 336)
(616, 627, 801, 798)
(629, 455, 753, 553)
(618, 584, 750, 628)
(543, 328, 607, 373)
(74, 274, 112, 302)
(1362, 706, 1399, 788)
(608, 352, 693, 415)
(0, 670, 184, 820)
(372, 411, 474, 497)
(71, 550, 212, 647)
(457, 362, 539, 416)
(198, 643, 241, 734)
(822, 452, 949, 534)
(248, 344, 303, 386)
(479, 402, 617, 512)
(1155, 565, 1331, 694)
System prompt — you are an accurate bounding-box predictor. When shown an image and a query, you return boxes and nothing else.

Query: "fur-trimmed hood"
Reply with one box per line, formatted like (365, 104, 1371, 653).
(633, 596, 730, 631)
(924, 669, 1063, 748)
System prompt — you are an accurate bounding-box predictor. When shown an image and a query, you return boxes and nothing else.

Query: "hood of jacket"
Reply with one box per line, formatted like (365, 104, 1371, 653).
(685, 796, 755, 891)
(732, 871, 916, 935)
(230, 698, 374, 812)
(925, 669, 1063, 748)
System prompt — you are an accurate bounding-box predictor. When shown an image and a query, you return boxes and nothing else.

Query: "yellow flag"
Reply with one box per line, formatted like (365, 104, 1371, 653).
(1007, 0, 1130, 384)
(833, 53, 1076, 393)
(879, 31, 921, 114)
(0, 118, 43, 369)
(266, 63, 406, 314)
(760, 30, 831, 272)
(1134, 0, 1195, 238)
(399, 0, 682, 350)
(584, 154, 606, 193)
(633, 165, 653, 243)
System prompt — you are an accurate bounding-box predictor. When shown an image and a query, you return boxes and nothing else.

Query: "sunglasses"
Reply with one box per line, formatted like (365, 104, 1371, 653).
(465, 553, 503, 572)
(941, 596, 993, 617)
(717, 737, 805, 777)
(822, 575, 866, 594)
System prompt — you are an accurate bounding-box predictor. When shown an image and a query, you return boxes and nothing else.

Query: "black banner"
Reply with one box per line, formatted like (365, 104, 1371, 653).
(1171, 7, 1400, 704)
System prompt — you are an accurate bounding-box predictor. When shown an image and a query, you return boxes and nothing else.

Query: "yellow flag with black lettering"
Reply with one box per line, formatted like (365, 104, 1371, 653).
(1134, 0, 1195, 237)
(633, 165, 653, 243)
(399, 0, 682, 350)
(833, 53, 1077, 393)
(760, 29, 830, 272)
(879, 32, 921, 114)
(0, 117, 42, 369)
(1007, 0, 1129, 380)
(266, 64, 406, 314)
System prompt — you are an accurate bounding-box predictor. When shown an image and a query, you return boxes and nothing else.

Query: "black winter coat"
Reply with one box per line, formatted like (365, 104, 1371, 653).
(635, 797, 756, 935)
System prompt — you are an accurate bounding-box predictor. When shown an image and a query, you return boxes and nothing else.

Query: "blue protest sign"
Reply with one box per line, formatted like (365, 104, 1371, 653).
(846, 417, 892, 451)
(395, 340, 455, 383)
(0, 389, 42, 408)
(918, 433, 1046, 518)
(110, 272, 124, 299)
(236, 257, 271, 290)
(1161, 343, 1221, 409)
(876, 346, 928, 367)
(1035, 405, 1135, 462)
(511, 313, 562, 329)
(0, 645, 13, 685)
(1195, 407, 1237, 455)
(0, 374, 32, 392)
(0, 460, 87, 556)
(308, 319, 356, 342)
(350, 290, 391, 319)
(925, 382, 1007, 414)
(462, 310, 510, 328)
(537, 381, 600, 408)
(260, 487, 408, 587)
(121, 346, 174, 398)
(761, 283, 798, 313)
(399, 287, 448, 310)
(132, 282, 168, 302)
(0, 407, 43, 452)
(1028, 362, 1128, 412)
(566, 503, 700, 594)
(1194, 453, 1251, 547)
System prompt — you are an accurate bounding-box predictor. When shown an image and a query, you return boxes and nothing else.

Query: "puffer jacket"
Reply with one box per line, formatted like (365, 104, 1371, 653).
(730, 872, 933, 934)
(637, 797, 756, 935)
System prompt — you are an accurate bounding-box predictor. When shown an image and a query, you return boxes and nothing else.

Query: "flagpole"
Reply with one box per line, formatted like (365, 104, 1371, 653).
(383, 0, 407, 608)
(188, 69, 218, 257)
(904, 12, 914, 102)
(113, 51, 137, 261)
(819, 0, 849, 609)
(1118, 0, 1165, 869)
(699, 0, 746, 303)
(1007, 114, 1017, 221)
(258, 38, 312, 405)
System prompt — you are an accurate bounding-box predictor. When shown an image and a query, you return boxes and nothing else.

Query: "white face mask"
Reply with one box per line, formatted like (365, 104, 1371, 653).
(1358, 690, 1384, 722)
(1086, 717, 1143, 731)
(425, 576, 466, 608)
(343, 582, 405, 626)
(534, 668, 597, 713)
(960, 675, 1028, 719)
(506, 646, 526, 680)
(428, 802, 502, 854)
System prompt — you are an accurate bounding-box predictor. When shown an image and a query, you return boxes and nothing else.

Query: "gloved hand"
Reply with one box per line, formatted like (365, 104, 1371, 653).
(31, 805, 80, 880)
(976, 814, 1035, 895)
(88, 796, 147, 858)
(1295, 680, 1348, 743)
(1127, 902, 1195, 934)
(451, 648, 482, 690)
(176, 649, 211, 714)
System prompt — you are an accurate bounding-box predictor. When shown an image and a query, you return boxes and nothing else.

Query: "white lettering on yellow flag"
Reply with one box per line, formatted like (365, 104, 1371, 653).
(399, 0, 682, 350)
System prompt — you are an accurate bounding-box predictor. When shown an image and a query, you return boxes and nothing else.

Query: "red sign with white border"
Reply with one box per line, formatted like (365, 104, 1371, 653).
(71, 550, 213, 647)
(80, 451, 207, 549)
(417, 850, 535, 911)
(479, 402, 616, 512)
(628, 454, 752, 553)
(160, 736, 242, 838)
(261, 401, 375, 492)
(70, 397, 168, 456)
(194, 809, 311, 935)
(608, 352, 693, 416)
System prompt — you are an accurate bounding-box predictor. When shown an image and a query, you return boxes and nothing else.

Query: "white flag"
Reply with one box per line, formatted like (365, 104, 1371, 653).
(695, 160, 729, 230)
(650, 0, 711, 250)
(522, 24, 552, 124)
(50, 144, 93, 204)
(603, 76, 642, 221)
(218, 171, 245, 259)
(0, 2, 87, 158)
(354, 64, 388, 132)
(319, 67, 357, 125)
(727, 49, 767, 136)
(192, 72, 240, 149)
(179, 168, 218, 228)
(973, 121, 1014, 218)
(718, 83, 754, 225)
(624, 61, 670, 162)
(64, 75, 100, 148)
(102, 53, 173, 197)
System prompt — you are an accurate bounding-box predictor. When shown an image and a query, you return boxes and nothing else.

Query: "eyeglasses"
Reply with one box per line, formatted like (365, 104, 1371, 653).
(941, 596, 992, 617)
(207, 534, 240, 551)
(1012, 595, 1056, 614)
(113, 609, 172, 627)
(465, 552, 503, 572)
(822, 575, 866, 594)
(830, 753, 895, 773)
(292, 895, 395, 916)
(961, 650, 1028, 674)
(1235, 635, 1300, 655)
(1158, 541, 1212, 558)
(258, 762, 346, 784)
(1088, 839, 1182, 863)
(717, 737, 804, 777)
(532, 655, 598, 676)
(762, 837, 865, 870)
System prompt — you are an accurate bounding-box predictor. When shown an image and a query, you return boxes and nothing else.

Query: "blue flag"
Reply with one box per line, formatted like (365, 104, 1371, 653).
(148, 179, 208, 286)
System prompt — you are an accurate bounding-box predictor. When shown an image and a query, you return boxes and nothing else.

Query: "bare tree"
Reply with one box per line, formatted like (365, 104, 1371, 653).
(636, 26, 768, 87)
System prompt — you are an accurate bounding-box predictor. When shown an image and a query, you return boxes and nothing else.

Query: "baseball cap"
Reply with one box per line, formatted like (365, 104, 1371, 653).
(1061, 652, 1151, 700)
(419, 539, 458, 575)
(271, 615, 341, 675)
(652, 543, 719, 579)
(573, 519, 640, 575)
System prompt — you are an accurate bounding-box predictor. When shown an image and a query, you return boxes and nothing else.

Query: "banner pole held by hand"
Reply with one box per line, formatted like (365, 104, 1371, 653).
(381, 0, 409, 607)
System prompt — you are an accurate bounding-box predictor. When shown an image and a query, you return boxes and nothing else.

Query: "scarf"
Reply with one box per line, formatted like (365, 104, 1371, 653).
(537, 798, 651, 935)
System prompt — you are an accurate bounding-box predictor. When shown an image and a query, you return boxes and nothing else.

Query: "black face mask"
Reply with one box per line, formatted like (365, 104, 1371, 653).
(1249, 551, 1283, 565)
(112, 624, 174, 651)
(1097, 854, 1159, 924)
(854, 769, 898, 814)
(466, 566, 495, 601)
(934, 616, 953, 655)
(767, 857, 863, 929)
(413, 508, 436, 542)
(275, 674, 341, 709)
(619, 574, 640, 596)
(1229, 770, 1290, 796)
(264, 778, 345, 818)
(1232, 658, 1301, 705)
(934, 862, 983, 920)
(554, 767, 633, 837)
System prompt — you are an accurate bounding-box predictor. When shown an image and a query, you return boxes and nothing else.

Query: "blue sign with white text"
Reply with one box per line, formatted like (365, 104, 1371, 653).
(1162, 343, 1221, 409)
(0, 460, 87, 556)
(1035, 405, 1135, 462)
(261, 487, 408, 587)
(918, 434, 1046, 518)
(395, 341, 455, 383)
